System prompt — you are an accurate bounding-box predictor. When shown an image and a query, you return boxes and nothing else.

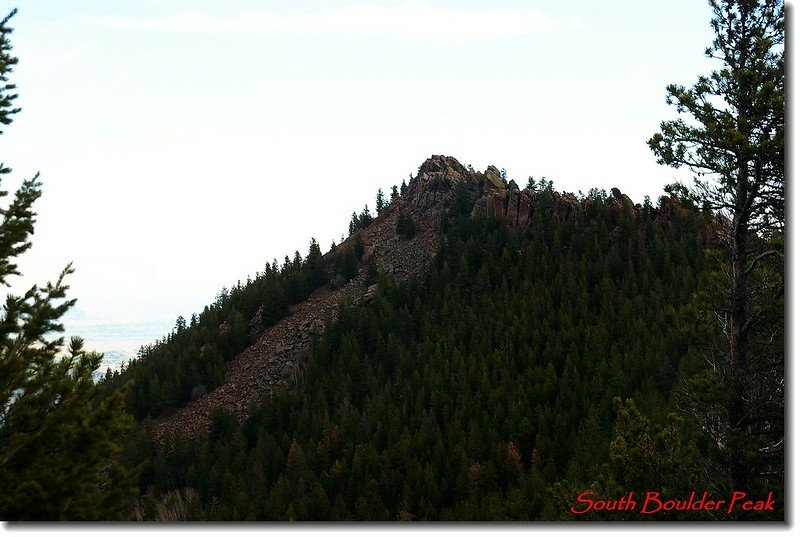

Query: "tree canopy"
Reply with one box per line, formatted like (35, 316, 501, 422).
(648, 0, 784, 500)
(0, 10, 137, 520)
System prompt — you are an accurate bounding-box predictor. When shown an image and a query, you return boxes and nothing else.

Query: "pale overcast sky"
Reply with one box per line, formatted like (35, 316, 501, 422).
(0, 1, 788, 357)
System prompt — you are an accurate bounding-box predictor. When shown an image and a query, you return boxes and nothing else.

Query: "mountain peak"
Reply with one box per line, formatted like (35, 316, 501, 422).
(152, 155, 685, 441)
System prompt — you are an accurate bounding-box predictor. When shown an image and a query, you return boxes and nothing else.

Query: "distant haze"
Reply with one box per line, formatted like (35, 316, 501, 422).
(66, 311, 173, 372)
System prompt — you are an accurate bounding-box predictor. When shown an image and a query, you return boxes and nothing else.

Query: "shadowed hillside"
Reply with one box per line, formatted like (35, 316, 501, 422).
(109, 156, 775, 521)
(138, 155, 703, 441)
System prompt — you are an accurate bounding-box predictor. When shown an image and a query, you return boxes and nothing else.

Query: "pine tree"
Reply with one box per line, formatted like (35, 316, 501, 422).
(396, 210, 416, 240)
(305, 238, 326, 289)
(359, 204, 373, 228)
(376, 188, 386, 213)
(0, 9, 18, 133)
(648, 0, 784, 496)
(348, 212, 358, 235)
(0, 11, 137, 520)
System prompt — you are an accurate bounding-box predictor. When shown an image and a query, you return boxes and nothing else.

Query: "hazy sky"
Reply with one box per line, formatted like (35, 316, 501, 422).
(0, 1, 774, 354)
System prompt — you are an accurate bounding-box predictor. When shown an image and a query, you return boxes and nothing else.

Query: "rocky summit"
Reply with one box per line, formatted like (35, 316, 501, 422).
(154, 155, 687, 441)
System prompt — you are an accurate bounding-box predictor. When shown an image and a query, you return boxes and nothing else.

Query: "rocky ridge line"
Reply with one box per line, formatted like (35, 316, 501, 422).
(154, 155, 688, 440)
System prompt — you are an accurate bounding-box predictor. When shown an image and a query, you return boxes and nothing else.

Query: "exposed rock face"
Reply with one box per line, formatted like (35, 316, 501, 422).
(155, 155, 458, 441)
(470, 197, 491, 220)
(484, 165, 504, 191)
(154, 154, 690, 441)
(492, 190, 508, 223)
(554, 192, 579, 223)
(518, 190, 532, 226)
(610, 187, 636, 226)
(464, 171, 691, 231)
(406, 155, 471, 216)
(506, 181, 520, 227)
(155, 284, 344, 443)
(655, 195, 684, 231)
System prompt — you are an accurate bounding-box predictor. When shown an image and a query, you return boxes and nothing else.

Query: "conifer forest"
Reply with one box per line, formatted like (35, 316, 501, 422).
(0, 0, 785, 523)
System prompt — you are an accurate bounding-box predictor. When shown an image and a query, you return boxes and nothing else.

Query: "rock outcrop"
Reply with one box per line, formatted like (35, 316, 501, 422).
(155, 156, 457, 441)
(155, 284, 345, 442)
(610, 187, 636, 226)
(484, 165, 504, 191)
(154, 155, 690, 441)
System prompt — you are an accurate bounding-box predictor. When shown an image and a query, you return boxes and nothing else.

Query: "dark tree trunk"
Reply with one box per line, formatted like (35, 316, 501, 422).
(729, 163, 749, 496)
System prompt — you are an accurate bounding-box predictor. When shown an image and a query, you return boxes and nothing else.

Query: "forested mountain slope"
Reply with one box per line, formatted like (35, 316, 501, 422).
(111, 155, 706, 437)
(112, 156, 768, 520)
